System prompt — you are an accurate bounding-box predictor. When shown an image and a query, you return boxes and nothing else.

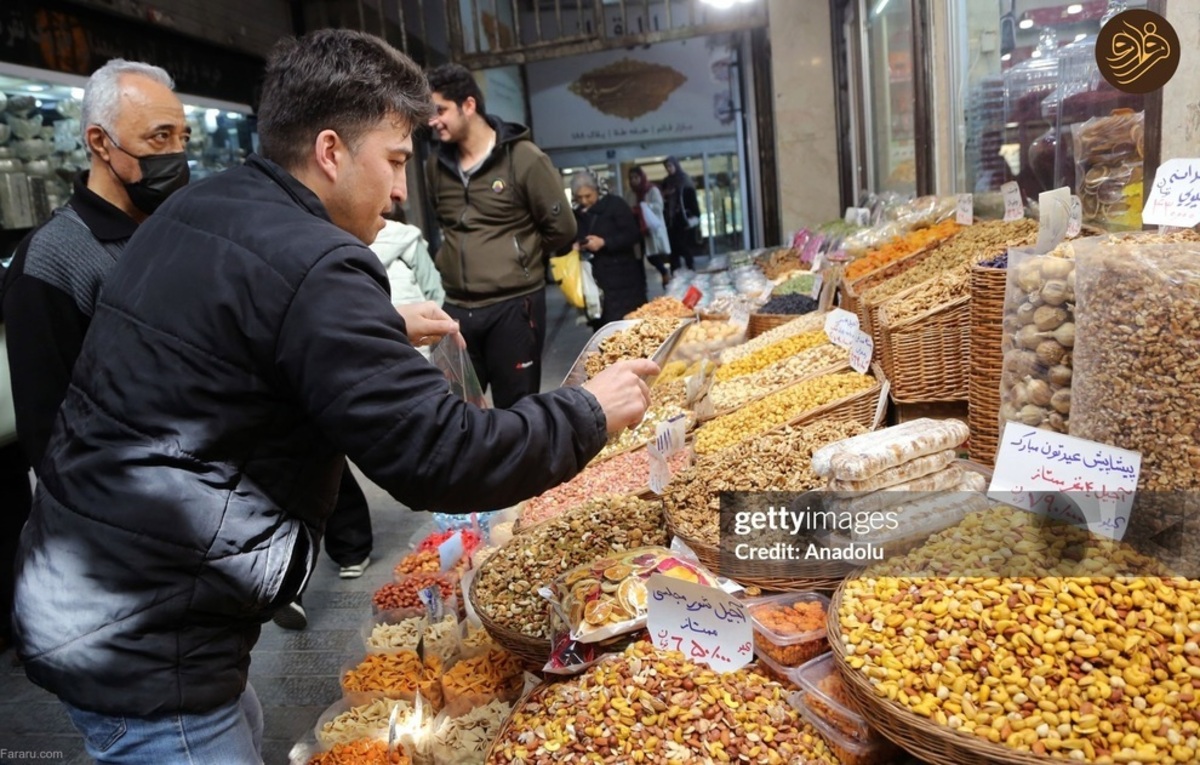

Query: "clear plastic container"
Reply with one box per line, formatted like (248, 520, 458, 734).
(744, 591, 830, 667)
(792, 653, 874, 743)
(792, 691, 900, 765)
(752, 645, 800, 690)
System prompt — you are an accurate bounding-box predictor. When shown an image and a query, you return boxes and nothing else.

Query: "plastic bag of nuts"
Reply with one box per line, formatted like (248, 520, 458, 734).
(1072, 234, 1200, 547)
(998, 246, 1076, 435)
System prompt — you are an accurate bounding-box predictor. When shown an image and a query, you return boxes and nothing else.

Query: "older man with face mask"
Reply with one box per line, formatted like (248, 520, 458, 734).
(0, 58, 187, 656)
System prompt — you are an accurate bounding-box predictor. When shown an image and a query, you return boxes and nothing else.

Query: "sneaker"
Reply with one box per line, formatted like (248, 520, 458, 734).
(339, 556, 371, 579)
(272, 600, 307, 631)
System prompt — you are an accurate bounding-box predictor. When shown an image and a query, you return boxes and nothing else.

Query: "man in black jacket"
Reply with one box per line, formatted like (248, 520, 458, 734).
(12, 30, 653, 764)
(0, 58, 188, 657)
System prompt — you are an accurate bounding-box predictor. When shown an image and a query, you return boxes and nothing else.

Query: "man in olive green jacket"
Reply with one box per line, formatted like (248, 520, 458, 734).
(426, 63, 576, 408)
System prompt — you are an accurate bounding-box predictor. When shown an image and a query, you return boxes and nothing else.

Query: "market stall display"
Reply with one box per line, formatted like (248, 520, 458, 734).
(704, 342, 849, 415)
(831, 506, 1191, 765)
(516, 446, 690, 528)
(665, 419, 867, 588)
(999, 246, 1076, 435)
(623, 296, 694, 319)
(484, 642, 844, 764)
(470, 496, 666, 663)
(693, 368, 882, 455)
(1071, 232, 1200, 562)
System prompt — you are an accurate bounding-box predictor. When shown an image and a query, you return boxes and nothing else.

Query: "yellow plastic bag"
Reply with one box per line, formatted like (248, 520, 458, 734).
(549, 249, 584, 309)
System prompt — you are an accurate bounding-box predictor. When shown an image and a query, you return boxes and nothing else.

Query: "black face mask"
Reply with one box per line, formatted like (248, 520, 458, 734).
(102, 130, 190, 214)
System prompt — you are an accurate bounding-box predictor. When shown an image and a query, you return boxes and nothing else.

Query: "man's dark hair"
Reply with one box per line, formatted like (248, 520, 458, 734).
(257, 29, 434, 171)
(426, 63, 486, 116)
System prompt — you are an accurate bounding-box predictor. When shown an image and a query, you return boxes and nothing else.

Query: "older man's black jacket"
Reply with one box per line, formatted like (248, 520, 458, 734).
(13, 155, 607, 716)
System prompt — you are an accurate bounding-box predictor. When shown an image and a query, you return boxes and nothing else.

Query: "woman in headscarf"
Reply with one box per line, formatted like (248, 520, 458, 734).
(660, 155, 701, 272)
(571, 171, 648, 327)
(626, 165, 671, 287)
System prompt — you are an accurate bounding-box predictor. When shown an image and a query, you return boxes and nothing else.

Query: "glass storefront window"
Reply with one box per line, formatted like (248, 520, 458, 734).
(954, 0, 1146, 228)
(0, 69, 254, 232)
(864, 0, 916, 196)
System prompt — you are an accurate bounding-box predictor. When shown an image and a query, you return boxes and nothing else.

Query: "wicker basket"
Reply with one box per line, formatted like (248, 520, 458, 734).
(468, 569, 552, 669)
(747, 311, 798, 339)
(876, 287, 970, 404)
(663, 518, 855, 592)
(839, 244, 941, 340)
(697, 362, 890, 457)
(968, 263, 1008, 466)
(828, 583, 1052, 765)
(697, 358, 852, 422)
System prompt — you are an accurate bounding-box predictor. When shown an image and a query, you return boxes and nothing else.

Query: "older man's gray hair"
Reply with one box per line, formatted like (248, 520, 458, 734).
(570, 170, 600, 196)
(81, 59, 175, 148)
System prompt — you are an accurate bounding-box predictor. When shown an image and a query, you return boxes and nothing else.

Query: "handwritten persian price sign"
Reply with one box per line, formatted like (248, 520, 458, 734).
(824, 309, 860, 350)
(1002, 182, 1024, 222)
(646, 574, 752, 672)
(1143, 158, 1200, 228)
(849, 331, 873, 374)
(956, 193, 974, 225)
(988, 425, 1142, 540)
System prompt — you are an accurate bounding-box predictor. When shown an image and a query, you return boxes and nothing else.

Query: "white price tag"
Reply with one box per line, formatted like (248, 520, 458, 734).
(988, 424, 1141, 540)
(655, 415, 686, 458)
(438, 531, 466, 571)
(1036, 187, 1071, 254)
(729, 306, 750, 331)
(1002, 182, 1024, 222)
(1142, 158, 1200, 228)
(849, 331, 873, 374)
(956, 193, 974, 225)
(648, 451, 671, 495)
(823, 309, 860, 349)
(1067, 195, 1083, 238)
(647, 575, 753, 672)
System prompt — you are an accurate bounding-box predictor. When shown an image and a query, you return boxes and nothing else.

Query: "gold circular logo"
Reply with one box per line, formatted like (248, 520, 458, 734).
(1096, 9, 1180, 95)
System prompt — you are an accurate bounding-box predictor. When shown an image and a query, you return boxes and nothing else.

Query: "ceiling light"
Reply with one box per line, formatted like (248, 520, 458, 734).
(700, 0, 737, 8)
(1019, 18, 1034, 29)
(1031, 49, 1042, 58)
(1001, 53, 1012, 61)
(70, 87, 84, 100)
(1067, 4, 1082, 13)
(26, 84, 45, 92)
(1074, 33, 1088, 42)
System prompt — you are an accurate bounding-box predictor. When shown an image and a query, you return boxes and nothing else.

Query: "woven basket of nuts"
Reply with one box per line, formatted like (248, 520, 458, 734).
(828, 505, 1197, 765)
(469, 496, 668, 668)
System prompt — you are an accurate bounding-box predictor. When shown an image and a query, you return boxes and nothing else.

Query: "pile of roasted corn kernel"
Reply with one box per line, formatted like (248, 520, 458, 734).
(486, 642, 841, 764)
(839, 506, 1200, 764)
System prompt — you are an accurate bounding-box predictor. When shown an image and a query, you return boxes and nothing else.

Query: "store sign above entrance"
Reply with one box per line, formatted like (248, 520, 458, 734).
(1095, 10, 1180, 95)
(527, 37, 736, 149)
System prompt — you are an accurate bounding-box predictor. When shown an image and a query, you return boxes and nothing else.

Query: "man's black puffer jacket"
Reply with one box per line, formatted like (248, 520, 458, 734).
(13, 155, 607, 716)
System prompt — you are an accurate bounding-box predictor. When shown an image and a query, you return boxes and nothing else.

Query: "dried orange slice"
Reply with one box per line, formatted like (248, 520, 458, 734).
(604, 564, 633, 581)
(618, 578, 649, 614)
(584, 600, 613, 625)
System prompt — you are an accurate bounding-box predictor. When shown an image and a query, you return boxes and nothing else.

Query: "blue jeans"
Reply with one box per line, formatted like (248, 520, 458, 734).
(63, 683, 263, 764)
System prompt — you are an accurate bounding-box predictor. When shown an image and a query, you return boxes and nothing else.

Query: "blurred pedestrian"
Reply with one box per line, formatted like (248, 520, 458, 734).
(626, 166, 671, 286)
(572, 171, 647, 327)
(661, 155, 701, 272)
